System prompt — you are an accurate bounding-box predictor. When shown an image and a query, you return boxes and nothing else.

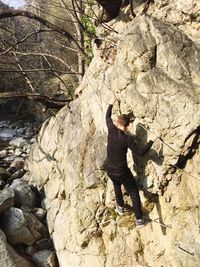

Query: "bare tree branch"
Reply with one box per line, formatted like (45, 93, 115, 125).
(60, 0, 86, 81)
(11, 32, 36, 92)
(12, 50, 35, 92)
(54, 40, 77, 52)
(27, 2, 78, 24)
(0, 29, 53, 56)
(0, 9, 87, 58)
(0, 68, 80, 74)
(43, 55, 73, 98)
(11, 51, 77, 74)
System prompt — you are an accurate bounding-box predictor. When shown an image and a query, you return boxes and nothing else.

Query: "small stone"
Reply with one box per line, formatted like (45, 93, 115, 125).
(0, 150, 7, 158)
(33, 208, 47, 221)
(16, 128, 26, 134)
(26, 148, 31, 154)
(23, 144, 31, 152)
(9, 137, 27, 148)
(14, 148, 22, 157)
(8, 149, 15, 155)
(4, 156, 16, 162)
(165, 196, 171, 203)
(30, 137, 36, 144)
(32, 250, 57, 267)
(0, 187, 15, 214)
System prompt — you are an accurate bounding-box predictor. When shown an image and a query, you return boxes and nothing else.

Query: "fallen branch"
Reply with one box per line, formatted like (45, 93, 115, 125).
(0, 91, 72, 110)
(0, 68, 80, 74)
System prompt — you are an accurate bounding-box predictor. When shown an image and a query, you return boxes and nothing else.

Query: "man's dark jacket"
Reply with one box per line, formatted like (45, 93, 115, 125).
(106, 104, 153, 175)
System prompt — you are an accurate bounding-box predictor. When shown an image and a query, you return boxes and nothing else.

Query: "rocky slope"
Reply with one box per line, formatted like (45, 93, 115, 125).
(28, 1, 200, 266)
(0, 121, 57, 267)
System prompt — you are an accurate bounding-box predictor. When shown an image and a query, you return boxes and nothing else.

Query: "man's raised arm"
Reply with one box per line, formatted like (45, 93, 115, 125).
(106, 95, 117, 129)
(106, 105, 114, 128)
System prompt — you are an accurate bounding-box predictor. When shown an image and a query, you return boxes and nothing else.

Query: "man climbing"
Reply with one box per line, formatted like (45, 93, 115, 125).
(105, 96, 159, 228)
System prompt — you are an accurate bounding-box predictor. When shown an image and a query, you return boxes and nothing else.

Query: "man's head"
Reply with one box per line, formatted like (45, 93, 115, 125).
(117, 112, 136, 129)
(116, 112, 135, 131)
(117, 114, 130, 127)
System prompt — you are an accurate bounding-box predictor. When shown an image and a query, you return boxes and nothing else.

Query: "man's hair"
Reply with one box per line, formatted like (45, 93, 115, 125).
(117, 114, 130, 127)
(117, 113, 136, 127)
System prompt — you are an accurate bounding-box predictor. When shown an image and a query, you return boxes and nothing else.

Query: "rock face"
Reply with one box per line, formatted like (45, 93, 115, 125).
(28, 1, 200, 267)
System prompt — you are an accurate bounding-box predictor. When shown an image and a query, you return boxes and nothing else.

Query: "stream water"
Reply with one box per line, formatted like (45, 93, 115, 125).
(0, 119, 38, 143)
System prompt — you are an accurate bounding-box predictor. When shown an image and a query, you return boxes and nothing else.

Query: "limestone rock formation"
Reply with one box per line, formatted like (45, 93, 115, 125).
(28, 1, 200, 267)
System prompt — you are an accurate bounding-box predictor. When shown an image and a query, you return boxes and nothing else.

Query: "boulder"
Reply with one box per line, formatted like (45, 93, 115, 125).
(0, 187, 15, 214)
(10, 179, 38, 208)
(0, 229, 34, 267)
(3, 207, 48, 245)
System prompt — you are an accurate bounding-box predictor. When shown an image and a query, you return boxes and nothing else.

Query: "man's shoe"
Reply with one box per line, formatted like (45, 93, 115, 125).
(136, 218, 152, 228)
(116, 204, 124, 215)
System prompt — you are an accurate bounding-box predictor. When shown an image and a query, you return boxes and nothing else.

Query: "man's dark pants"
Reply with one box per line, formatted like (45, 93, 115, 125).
(107, 169, 143, 219)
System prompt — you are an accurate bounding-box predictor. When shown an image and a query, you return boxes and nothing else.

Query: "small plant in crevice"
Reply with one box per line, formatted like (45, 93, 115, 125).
(80, 0, 96, 64)
(109, 229, 118, 241)
(107, 207, 118, 221)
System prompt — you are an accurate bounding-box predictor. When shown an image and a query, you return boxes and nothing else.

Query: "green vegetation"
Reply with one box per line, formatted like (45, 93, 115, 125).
(107, 207, 118, 221)
(80, 0, 96, 64)
(109, 229, 118, 241)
